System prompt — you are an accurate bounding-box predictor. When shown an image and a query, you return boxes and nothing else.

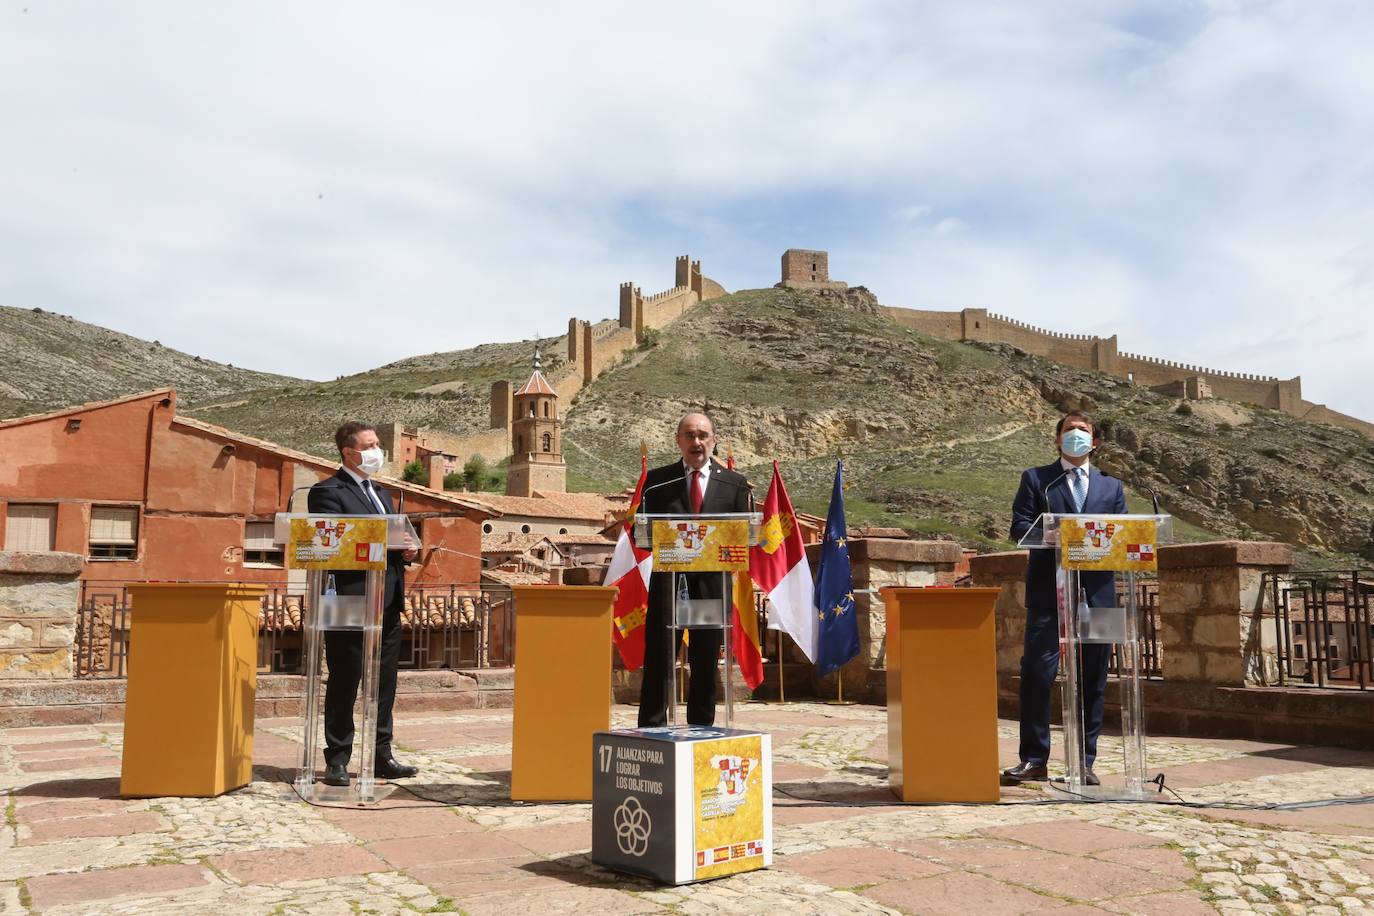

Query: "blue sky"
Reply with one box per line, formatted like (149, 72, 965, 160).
(2, 1, 1371, 419)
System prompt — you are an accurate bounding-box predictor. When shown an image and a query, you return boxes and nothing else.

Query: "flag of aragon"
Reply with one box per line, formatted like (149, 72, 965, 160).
(756, 462, 817, 663)
(603, 453, 652, 669)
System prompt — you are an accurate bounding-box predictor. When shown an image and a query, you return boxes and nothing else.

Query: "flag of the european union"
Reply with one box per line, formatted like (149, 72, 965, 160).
(813, 460, 859, 678)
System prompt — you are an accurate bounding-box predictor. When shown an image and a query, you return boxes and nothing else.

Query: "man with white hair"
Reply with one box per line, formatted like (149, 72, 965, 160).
(637, 412, 752, 727)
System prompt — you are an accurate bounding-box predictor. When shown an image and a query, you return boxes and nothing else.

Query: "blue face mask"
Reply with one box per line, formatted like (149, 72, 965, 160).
(1060, 428, 1094, 458)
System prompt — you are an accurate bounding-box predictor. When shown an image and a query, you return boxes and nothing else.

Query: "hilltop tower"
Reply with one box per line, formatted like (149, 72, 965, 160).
(505, 347, 566, 497)
(779, 249, 847, 290)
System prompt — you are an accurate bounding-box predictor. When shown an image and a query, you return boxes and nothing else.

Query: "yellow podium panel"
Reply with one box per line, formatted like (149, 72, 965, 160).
(881, 587, 1000, 803)
(120, 584, 264, 798)
(511, 585, 616, 801)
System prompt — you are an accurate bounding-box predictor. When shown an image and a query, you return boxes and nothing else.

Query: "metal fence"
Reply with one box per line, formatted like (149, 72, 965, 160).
(1265, 569, 1373, 690)
(77, 581, 515, 678)
(1108, 575, 1162, 680)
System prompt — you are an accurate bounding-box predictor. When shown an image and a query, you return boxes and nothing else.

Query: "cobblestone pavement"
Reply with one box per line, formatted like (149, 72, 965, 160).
(2, 702, 1372, 914)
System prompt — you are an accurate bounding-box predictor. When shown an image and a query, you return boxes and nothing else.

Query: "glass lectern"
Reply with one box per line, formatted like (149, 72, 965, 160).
(1019, 513, 1172, 800)
(633, 512, 761, 729)
(274, 512, 418, 806)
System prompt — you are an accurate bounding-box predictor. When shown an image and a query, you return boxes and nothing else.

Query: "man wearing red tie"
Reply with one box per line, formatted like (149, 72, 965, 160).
(637, 413, 752, 727)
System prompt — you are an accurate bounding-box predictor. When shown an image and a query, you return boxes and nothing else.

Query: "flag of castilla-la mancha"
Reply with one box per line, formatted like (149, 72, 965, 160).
(756, 461, 817, 664)
(603, 452, 651, 669)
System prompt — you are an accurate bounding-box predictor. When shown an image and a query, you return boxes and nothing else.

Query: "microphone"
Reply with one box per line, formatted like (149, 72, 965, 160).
(641, 476, 686, 496)
(1042, 468, 1071, 514)
(1136, 483, 1161, 515)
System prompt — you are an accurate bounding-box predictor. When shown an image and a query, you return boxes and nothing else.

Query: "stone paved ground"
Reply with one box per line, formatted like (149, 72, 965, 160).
(2, 703, 1373, 915)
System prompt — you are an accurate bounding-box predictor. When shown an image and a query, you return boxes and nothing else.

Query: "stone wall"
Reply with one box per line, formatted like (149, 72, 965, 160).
(968, 540, 1374, 749)
(0, 551, 83, 679)
(882, 303, 1372, 439)
(1157, 540, 1293, 686)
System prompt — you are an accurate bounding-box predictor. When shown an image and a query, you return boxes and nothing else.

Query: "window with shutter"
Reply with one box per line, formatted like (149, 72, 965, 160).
(89, 506, 138, 559)
(5, 504, 57, 552)
(243, 520, 284, 567)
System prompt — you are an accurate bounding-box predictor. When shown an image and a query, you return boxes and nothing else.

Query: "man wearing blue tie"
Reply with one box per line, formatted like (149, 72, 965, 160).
(1001, 411, 1127, 787)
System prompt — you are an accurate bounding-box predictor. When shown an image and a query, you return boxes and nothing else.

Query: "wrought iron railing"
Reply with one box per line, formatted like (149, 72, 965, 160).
(1109, 575, 1162, 680)
(1265, 569, 1372, 690)
(77, 581, 515, 677)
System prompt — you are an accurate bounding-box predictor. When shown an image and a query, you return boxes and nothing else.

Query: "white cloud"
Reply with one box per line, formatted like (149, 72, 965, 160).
(0, 1, 1371, 419)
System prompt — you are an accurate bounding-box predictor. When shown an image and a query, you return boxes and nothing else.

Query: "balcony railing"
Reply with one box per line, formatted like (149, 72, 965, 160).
(76, 581, 514, 678)
(1266, 569, 1373, 690)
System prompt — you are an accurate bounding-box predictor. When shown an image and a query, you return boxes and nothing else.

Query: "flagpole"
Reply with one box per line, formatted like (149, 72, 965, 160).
(777, 627, 786, 704)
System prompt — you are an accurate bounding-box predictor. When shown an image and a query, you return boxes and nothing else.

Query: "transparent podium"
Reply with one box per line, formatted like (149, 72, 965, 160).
(274, 512, 418, 806)
(1018, 513, 1172, 800)
(633, 512, 761, 728)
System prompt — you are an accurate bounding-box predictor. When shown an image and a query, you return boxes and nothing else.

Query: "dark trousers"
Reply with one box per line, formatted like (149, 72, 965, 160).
(322, 606, 402, 767)
(1018, 607, 1109, 767)
(638, 608, 723, 728)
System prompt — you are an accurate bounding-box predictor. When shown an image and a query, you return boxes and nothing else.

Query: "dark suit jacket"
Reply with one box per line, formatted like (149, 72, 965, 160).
(1011, 460, 1128, 611)
(642, 459, 752, 604)
(307, 469, 407, 610)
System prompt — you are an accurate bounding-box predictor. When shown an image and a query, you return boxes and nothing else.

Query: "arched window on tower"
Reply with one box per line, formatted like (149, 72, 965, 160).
(543, 401, 550, 418)
(542, 432, 552, 453)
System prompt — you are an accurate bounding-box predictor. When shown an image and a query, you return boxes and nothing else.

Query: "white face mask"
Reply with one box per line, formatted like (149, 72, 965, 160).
(357, 447, 385, 476)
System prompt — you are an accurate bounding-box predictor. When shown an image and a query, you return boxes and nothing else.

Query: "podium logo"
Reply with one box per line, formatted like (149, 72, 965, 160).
(613, 796, 652, 856)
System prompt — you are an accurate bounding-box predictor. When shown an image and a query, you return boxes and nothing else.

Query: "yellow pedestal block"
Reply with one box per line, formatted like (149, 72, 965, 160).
(120, 584, 264, 798)
(510, 585, 616, 801)
(881, 587, 1001, 803)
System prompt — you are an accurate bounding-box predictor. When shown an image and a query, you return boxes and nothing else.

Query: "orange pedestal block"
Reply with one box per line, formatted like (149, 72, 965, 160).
(510, 585, 616, 801)
(120, 584, 264, 797)
(881, 586, 1001, 803)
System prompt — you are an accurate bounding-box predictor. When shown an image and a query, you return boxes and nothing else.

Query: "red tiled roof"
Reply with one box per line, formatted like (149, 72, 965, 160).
(0, 387, 175, 429)
(474, 491, 625, 522)
(515, 370, 557, 397)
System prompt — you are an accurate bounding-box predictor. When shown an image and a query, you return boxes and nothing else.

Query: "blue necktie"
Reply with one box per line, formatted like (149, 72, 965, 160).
(1069, 467, 1087, 513)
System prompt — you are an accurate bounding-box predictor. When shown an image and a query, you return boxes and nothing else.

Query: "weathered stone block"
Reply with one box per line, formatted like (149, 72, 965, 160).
(1159, 578, 1204, 609)
(1159, 540, 1293, 571)
(1191, 612, 1242, 649)
(0, 648, 72, 678)
(0, 551, 85, 576)
(1162, 651, 1204, 681)
(1204, 573, 1240, 610)
(848, 539, 962, 566)
(0, 621, 36, 648)
(1203, 651, 1244, 686)
(969, 551, 1027, 582)
(0, 577, 80, 619)
(39, 622, 76, 648)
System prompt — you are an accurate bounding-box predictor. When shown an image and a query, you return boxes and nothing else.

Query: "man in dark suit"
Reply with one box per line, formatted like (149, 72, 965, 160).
(1002, 411, 1127, 787)
(308, 421, 419, 786)
(638, 412, 753, 728)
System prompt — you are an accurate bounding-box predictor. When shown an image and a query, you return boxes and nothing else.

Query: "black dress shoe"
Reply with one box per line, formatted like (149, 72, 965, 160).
(323, 764, 350, 787)
(375, 754, 418, 780)
(1083, 767, 1101, 787)
(1000, 761, 1049, 785)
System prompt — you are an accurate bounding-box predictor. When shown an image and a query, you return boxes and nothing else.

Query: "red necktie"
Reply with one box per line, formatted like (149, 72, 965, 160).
(690, 470, 704, 514)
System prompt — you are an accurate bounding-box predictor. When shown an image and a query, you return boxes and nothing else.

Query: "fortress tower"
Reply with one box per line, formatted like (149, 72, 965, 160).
(505, 348, 567, 497)
(779, 249, 847, 290)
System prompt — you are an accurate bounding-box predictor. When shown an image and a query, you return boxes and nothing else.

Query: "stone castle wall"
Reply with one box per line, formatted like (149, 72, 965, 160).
(439, 255, 725, 472)
(886, 304, 1373, 438)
